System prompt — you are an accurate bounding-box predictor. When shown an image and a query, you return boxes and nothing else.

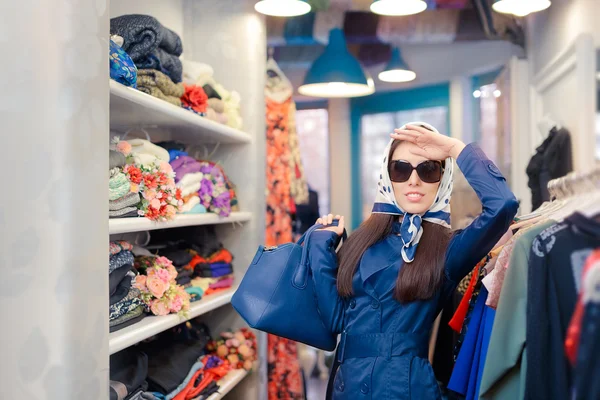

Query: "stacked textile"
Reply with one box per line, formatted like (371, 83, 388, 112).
(109, 36, 138, 88)
(110, 139, 182, 221)
(189, 248, 235, 296)
(110, 348, 150, 400)
(182, 59, 243, 129)
(137, 70, 185, 107)
(110, 14, 183, 83)
(110, 241, 145, 332)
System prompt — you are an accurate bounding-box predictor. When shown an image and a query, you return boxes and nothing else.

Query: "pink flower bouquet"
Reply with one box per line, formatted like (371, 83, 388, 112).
(133, 256, 191, 316)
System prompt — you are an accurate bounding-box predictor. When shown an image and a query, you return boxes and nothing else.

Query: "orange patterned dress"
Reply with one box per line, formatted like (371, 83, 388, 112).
(265, 96, 304, 399)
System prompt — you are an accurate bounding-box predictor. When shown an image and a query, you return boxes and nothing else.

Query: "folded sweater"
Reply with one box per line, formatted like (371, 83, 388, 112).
(137, 70, 184, 98)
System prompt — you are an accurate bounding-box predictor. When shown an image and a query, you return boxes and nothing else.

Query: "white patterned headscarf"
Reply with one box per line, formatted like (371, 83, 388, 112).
(372, 121, 454, 263)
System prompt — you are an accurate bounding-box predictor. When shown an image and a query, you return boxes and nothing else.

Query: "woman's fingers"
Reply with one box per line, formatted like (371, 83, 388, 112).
(328, 214, 334, 225)
(391, 132, 417, 143)
(338, 216, 345, 233)
(393, 128, 420, 137)
(405, 124, 432, 135)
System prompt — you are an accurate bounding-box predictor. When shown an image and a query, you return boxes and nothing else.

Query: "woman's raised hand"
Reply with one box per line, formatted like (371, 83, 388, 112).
(391, 124, 466, 160)
(316, 214, 345, 236)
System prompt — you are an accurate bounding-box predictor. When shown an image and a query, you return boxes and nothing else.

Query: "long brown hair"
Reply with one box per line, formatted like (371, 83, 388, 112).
(336, 140, 452, 303)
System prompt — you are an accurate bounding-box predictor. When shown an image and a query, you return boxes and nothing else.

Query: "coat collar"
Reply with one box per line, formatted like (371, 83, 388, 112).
(358, 235, 404, 298)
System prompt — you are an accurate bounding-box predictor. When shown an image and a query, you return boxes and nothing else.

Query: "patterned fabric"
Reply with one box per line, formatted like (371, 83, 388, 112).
(265, 97, 294, 247)
(109, 305, 144, 328)
(109, 288, 144, 321)
(372, 121, 453, 263)
(110, 38, 138, 88)
(268, 335, 304, 400)
(265, 97, 304, 400)
(110, 241, 134, 256)
(110, 251, 135, 274)
(287, 102, 309, 205)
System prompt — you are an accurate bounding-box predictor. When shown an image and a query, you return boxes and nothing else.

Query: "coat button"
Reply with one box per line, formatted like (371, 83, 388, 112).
(349, 299, 356, 309)
(338, 383, 345, 392)
(361, 383, 369, 394)
(371, 299, 380, 309)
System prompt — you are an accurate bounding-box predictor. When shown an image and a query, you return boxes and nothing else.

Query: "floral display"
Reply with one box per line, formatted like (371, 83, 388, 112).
(133, 256, 191, 316)
(114, 137, 183, 222)
(181, 84, 208, 114)
(197, 161, 232, 217)
(206, 328, 258, 371)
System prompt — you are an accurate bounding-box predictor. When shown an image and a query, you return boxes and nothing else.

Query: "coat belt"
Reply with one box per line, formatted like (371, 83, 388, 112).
(337, 331, 429, 363)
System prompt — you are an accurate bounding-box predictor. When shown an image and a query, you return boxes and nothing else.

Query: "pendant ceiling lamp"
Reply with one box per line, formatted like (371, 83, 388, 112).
(492, 0, 551, 17)
(298, 28, 375, 98)
(254, 0, 311, 17)
(370, 0, 428, 16)
(378, 47, 416, 83)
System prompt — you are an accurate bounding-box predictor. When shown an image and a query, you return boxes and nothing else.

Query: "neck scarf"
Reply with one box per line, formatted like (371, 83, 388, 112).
(372, 121, 454, 263)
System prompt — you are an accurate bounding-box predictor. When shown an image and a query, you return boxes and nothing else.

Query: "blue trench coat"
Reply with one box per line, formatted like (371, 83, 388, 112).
(307, 144, 519, 400)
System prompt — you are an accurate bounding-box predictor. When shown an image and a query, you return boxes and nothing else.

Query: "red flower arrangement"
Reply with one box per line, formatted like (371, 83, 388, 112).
(181, 84, 208, 113)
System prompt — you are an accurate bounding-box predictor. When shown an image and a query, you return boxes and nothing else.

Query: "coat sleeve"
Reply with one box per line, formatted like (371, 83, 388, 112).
(308, 230, 345, 334)
(444, 143, 519, 283)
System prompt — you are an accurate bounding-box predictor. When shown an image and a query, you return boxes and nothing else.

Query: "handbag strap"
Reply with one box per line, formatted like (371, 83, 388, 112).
(299, 220, 347, 268)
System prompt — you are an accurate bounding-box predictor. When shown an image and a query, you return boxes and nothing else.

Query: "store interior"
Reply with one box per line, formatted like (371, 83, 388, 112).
(2, 0, 600, 399)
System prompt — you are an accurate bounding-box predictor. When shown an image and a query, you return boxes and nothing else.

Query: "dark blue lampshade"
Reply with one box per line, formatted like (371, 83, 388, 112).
(298, 28, 375, 98)
(378, 48, 416, 83)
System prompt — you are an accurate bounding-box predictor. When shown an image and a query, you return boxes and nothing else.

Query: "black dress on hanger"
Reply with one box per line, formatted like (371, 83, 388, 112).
(526, 127, 573, 211)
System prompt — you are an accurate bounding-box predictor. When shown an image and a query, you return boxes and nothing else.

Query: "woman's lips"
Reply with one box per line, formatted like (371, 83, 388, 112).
(405, 192, 424, 203)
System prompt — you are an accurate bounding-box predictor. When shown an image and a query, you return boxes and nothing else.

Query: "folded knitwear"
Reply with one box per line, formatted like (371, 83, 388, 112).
(109, 305, 145, 333)
(110, 275, 133, 306)
(110, 15, 183, 61)
(110, 288, 144, 321)
(180, 196, 200, 213)
(179, 182, 200, 198)
(207, 98, 224, 113)
(109, 173, 131, 201)
(110, 265, 133, 295)
(205, 108, 228, 125)
(176, 276, 192, 286)
(177, 172, 203, 188)
(165, 361, 204, 400)
(137, 85, 181, 106)
(183, 204, 206, 215)
(110, 209, 140, 219)
(110, 240, 134, 256)
(128, 139, 170, 163)
(182, 59, 214, 86)
(109, 347, 148, 400)
(197, 266, 233, 278)
(137, 70, 184, 97)
(161, 249, 193, 267)
(172, 165, 203, 184)
(136, 47, 183, 83)
(208, 276, 234, 290)
(110, 251, 135, 274)
(168, 149, 188, 161)
(110, 192, 141, 211)
(110, 150, 127, 169)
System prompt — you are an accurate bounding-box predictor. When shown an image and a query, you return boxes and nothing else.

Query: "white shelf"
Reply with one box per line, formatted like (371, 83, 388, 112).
(109, 288, 236, 355)
(109, 80, 252, 144)
(109, 212, 252, 234)
(203, 369, 251, 400)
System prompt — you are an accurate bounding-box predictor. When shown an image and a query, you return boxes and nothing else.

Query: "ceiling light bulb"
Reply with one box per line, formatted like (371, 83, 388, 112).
(370, 0, 428, 16)
(254, 0, 311, 17)
(493, 89, 502, 98)
(378, 69, 417, 83)
(473, 90, 482, 98)
(492, 0, 551, 17)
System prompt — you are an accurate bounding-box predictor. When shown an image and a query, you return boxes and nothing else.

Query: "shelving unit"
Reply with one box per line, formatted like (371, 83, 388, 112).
(109, 287, 236, 355)
(204, 369, 251, 400)
(110, 80, 252, 144)
(109, 212, 252, 234)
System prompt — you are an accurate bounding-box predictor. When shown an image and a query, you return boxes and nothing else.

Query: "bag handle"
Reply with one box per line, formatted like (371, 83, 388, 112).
(292, 220, 347, 289)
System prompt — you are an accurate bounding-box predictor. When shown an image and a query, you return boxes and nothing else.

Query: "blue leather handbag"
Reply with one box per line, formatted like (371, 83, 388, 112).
(232, 221, 346, 351)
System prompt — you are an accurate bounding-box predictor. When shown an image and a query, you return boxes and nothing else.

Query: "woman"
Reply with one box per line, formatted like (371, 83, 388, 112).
(308, 123, 518, 399)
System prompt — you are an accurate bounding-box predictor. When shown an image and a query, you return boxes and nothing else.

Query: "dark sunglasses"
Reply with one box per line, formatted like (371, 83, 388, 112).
(389, 160, 443, 183)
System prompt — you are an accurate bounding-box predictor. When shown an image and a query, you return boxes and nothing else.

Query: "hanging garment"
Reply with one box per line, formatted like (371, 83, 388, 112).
(526, 127, 573, 211)
(525, 213, 600, 400)
(287, 102, 309, 205)
(573, 255, 600, 400)
(265, 61, 305, 399)
(479, 220, 554, 400)
(310, 144, 518, 400)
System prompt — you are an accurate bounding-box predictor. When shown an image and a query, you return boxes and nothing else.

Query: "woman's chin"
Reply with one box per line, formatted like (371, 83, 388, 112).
(397, 202, 431, 215)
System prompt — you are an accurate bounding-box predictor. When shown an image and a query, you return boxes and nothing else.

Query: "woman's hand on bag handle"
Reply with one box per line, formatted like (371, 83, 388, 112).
(316, 214, 345, 237)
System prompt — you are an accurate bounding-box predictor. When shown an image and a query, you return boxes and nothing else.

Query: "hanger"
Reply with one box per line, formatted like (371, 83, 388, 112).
(537, 114, 561, 142)
(122, 126, 155, 142)
(265, 48, 293, 102)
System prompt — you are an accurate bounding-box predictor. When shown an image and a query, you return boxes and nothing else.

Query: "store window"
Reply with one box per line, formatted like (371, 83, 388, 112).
(360, 107, 449, 221)
(295, 108, 330, 216)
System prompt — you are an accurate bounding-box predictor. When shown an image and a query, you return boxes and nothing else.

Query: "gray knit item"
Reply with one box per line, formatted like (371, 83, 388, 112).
(110, 150, 127, 169)
(110, 14, 183, 61)
(109, 192, 140, 211)
(109, 207, 139, 218)
(136, 47, 183, 83)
